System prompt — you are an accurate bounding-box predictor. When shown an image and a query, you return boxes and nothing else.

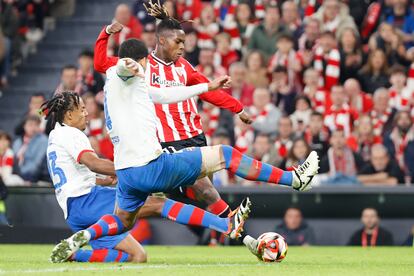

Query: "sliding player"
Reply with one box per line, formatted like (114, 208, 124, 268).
(94, 1, 253, 234)
(45, 81, 250, 263)
(50, 37, 319, 262)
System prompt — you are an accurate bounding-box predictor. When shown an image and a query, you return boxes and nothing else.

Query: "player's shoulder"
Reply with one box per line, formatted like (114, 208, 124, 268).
(176, 57, 196, 72)
(52, 124, 86, 139)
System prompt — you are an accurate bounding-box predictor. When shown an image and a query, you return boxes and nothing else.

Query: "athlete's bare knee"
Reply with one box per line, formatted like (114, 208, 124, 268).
(130, 251, 147, 263)
(200, 145, 226, 176)
(193, 178, 220, 205)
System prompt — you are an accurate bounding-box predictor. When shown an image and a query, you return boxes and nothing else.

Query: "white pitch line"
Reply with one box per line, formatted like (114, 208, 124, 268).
(0, 263, 266, 274)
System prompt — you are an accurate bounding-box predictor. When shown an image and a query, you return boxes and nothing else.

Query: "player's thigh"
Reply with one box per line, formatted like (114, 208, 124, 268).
(115, 234, 147, 263)
(199, 145, 226, 177)
(191, 177, 221, 205)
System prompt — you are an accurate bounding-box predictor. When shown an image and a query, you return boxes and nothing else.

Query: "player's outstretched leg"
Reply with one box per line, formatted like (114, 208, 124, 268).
(50, 197, 251, 263)
(50, 214, 125, 263)
(200, 145, 319, 191)
(70, 249, 129, 263)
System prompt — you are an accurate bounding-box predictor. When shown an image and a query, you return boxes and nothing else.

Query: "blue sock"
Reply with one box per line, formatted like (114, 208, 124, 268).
(86, 214, 125, 240)
(72, 249, 129, 262)
(161, 199, 229, 233)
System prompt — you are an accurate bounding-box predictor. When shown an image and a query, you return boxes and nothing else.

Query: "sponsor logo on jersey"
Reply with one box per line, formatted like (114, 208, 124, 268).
(152, 73, 184, 87)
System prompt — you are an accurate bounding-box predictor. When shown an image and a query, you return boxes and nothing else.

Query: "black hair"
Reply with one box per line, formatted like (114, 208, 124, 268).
(118, 39, 149, 61)
(39, 92, 80, 128)
(0, 130, 11, 143)
(273, 65, 288, 74)
(61, 64, 77, 73)
(144, 0, 183, 34)
(78, 49, 94, 59)
(294, 95, 312, 108)
(311, 111, 323, 118)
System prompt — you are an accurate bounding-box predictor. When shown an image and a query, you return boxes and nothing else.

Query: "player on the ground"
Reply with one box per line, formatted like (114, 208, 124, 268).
(50, 37, 319, 263)
(45, 87, 251, 263)
(94, 1, 253, 241)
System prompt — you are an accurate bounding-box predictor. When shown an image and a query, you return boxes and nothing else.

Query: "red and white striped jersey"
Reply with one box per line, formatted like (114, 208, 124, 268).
(147, 53, 243, 143)
(94, 28, 244, 143)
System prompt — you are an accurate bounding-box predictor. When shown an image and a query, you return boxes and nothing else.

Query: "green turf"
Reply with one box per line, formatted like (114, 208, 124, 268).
(0, 245, 413, 275)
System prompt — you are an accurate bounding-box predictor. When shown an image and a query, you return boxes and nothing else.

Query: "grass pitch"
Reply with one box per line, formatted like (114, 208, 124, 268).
(0, 245, 413, 275)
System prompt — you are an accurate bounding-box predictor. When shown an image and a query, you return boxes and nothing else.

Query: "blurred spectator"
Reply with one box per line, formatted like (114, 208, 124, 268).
(214, 32, 240, 71)
(402, 226, 414, 246)
(269, 66, 297, 114)
(385, 0, 414, 48)
(297, 0, 321, 20)
(343, 78, 373, 114)
(200, 102, 235, 145)
(1, 0, 21, 71)
(268, 33, 302, 88)
(280, 138, 311, 170)
(348, 208, 394, 246)
(358, 49, 390, 94)
(313, 31, 340, 91)
(383, 111, 414, 183)
(347, 0, 371, 27)
(15, 92, 46, 137)
(312, 0, 357, 39)
(249, 87, 281, 135)
(358, 144, 405, 186)
(55, 65, 79, 94)
(302, 68, 331, 114)
(133, 0, 156, 27)
(175, 0, 202, 21)
(82, 93, 104, 139)
(233, 1, 256, 50)
(298, 17, 320, 52)
(304, 112, 330, 158)
(347, 114, 382, 162)
(109, 4, 142, 55)
(234, 115, 254, 154)
(368, 23, 408, 67)
(244, 50, 269, 88)
(275, 207, 315, 246)
(194, 3, 219, 49)
(319, 128, 365, 185)
(339, 28, 364, 83)
(388, 65, 411, 111)
(77, 50, 105, 96)
(324, 85, 358, 138)
(12, 115, 48, 182)
(225, 62, 255, 107)
(0, 29, 10, 87)
(196, 48, 227, 80)
(141, 23, 156, 53)
(290, 95, 312, 132)
(281, 1, 303, 42)
(274, 116, 295, 159)
(184, 27, 200, 67)
(248, 3, 287, 58)
(211, 128, 231, 187)
(246, 133, 282, 168)
(0, 130, 24, 186)
(369, 88, 396, 136)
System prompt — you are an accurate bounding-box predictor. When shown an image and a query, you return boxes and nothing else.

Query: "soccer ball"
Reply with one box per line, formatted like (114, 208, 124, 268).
(257, 232, 288, 263)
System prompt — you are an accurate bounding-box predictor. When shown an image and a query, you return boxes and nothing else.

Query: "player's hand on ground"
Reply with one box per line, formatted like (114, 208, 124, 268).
(239, 110, 253, 124)
(208, 75, 232, 91)
(106, 21, 123, 34)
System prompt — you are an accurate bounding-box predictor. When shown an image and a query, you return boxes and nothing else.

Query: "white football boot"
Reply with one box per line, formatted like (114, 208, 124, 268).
(50, 230, 91, 263)
(226, 197, 252, 239)
(292, 151, 320, 191)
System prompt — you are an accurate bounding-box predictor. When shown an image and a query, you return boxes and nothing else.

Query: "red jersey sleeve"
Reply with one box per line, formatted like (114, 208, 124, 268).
(184, 59, 244, 113)
(94, 27, 119, 73)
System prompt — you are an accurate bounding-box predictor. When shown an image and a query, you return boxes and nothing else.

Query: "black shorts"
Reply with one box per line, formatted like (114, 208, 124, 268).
(160, 133, 208, 200)
(160, 133, 207, 153)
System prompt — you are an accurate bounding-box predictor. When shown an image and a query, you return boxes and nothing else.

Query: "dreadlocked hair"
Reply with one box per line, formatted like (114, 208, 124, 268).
(144, 0, 183, 33)
(39, 92, 80, 129)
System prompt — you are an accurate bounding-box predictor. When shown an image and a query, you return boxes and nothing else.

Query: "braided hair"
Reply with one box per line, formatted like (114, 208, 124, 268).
(39, 92, 80, 129)
(144, 0, 183, 34)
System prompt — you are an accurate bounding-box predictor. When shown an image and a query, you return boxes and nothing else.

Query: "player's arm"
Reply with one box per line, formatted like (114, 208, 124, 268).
(79, 151, 116, 177)
(187, 66, 253, 124)
(117, 58, 233, 104)
(94, 22, 121, 73)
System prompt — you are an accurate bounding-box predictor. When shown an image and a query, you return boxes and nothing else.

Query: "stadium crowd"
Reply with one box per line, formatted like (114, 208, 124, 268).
(2, 0, 414, 190)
